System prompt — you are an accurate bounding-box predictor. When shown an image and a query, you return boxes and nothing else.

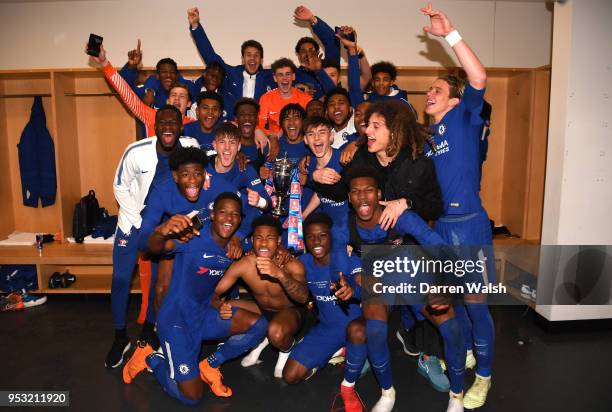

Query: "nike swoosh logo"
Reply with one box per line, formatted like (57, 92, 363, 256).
(203, 254, 215, 258)
(141, 170, 149, 174)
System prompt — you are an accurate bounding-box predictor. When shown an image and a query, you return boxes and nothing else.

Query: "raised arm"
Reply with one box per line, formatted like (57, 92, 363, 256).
(293, 5, 340, 62)
(90, 45, 156, 129)
(188, 7, 228, 68)
(421, 3, 486, 89)
(118, 39, 143, 95)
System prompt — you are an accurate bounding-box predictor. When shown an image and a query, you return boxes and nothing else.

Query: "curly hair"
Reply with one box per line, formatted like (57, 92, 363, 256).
(364, 100, 428, 160)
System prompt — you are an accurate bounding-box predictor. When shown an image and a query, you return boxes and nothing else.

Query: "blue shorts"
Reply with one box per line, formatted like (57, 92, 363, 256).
(434, 210, 496, 285)
(157, 307, 233, 382)
(289, 322, 347, 370)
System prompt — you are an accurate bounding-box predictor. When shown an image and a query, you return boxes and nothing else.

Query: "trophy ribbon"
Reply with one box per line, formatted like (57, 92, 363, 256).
(287, 168, 303, 251)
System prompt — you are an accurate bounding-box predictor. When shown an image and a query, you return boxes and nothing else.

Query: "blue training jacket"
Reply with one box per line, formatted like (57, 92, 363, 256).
(17, 96, 57, 208)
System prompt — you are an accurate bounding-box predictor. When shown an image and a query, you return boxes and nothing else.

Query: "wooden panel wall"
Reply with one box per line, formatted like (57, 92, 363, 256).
(0, 80, 15, 238)
(523, 69, 550, 241)
(74, 74, 136, 215)
(2, 74, 61, 235)
(51, 72, 80, 239)
(502, 71, 534, 236)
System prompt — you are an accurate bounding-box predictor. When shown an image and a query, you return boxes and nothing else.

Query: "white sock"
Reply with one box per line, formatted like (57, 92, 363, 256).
(241, 337, 269, 367)
(381, 387, 395, 399)
(341, 379, 355, 388)
(274, 350, 291, 378)
(475, 373, 491, 380)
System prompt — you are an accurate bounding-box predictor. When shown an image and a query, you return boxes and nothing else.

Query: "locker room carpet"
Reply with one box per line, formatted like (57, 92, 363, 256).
(2, 295, 611, 412)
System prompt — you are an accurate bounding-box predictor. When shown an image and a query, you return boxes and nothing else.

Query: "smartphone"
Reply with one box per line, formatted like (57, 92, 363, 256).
(86, 33, 103, 57)
(334, 27, 355, 43)
(187, 210, 203, 231)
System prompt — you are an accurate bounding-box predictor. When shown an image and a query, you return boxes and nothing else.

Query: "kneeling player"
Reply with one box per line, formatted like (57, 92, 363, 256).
(282, 213, 362, 384)
(130, 193, 267, 405)
(213, 215, 309, 378)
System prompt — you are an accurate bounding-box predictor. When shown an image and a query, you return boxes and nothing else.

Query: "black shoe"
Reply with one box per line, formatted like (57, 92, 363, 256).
(396, 327, 420, 357)
(139, 329, 160, 351)
(105, 337, 131, 368)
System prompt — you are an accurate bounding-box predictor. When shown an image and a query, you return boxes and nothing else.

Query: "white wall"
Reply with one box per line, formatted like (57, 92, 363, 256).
(0, 0, 552, 70)
(539, 0, 612, 321)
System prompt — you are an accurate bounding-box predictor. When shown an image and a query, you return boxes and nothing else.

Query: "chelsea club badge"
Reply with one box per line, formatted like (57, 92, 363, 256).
(438, 124, 446, 135)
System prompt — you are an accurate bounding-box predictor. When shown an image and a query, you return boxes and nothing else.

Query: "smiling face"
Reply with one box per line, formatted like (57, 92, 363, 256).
(213, 133, 240, 169)
(297, 41, 319, 68)
(173, 162, 205, 202)
(166, 85, 191, 115)
(281, 110, 304, 143)
(372, 72, 394, 97)
(210, 198, 242, 241)
(273, 66, 295, 95)
(242, 46, 262, 75)
(235, 103, 258, 139)
(326, 94, 351, 130)
(365, 112, 391, 155)
(304, 222, 331, 261)
(354, 101, 371, 137)
(348, 176, 381, 223)
(155, 109, 182, 151)
(425, 78, 459, 123)
(304, 124, 333, 159)
(197, 98, 221, 132)
(252, 225, 280, 258)
(157, 63, 177, 91)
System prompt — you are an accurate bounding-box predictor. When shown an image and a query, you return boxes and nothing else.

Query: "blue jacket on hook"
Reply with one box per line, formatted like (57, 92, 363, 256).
(17, 96, 57, 207)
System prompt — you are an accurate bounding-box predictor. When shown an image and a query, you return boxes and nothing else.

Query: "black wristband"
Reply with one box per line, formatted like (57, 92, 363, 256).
(358, 51, 365, 59)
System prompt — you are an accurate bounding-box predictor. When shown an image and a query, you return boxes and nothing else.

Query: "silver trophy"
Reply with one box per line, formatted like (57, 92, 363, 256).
(271, 153, 294, 217)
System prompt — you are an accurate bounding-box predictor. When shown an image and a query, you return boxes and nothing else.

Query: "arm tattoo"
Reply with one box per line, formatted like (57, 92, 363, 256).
(278, 268, 309, 304)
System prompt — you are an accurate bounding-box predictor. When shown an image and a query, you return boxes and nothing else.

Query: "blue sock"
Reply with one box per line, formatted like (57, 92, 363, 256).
(466, 303, 494, 377)
(454, 303, 473, 351)
(344, 341, 367, 384)
(146, 353, 201, 406)
(365, 319, 392, 390)
(399, 305, 416, 330)
(208, 316, 268, 368)
(439, 318, 465, 394)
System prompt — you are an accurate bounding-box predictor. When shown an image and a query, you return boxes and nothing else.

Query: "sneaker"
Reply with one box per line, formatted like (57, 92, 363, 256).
(530, 288, 537, 303)
(336, 384, 365, 412)
(447, 392, 464, 412)
(463, 375, 492, 409)
(240, 337, 268, 367)
(371, 387, 395, 412)
(396, 327, 420, 357)
(105, 336, 131, 368)
(441, 350, 476, 372)
(520, 284, 532, 300)
(0, 292, 24, 311)
(417, 354, 450, 392)
(21, 292, 47, 308)
(199, 359, 232, 397)
(328, 347, 345, 365)
(123, 341, 154, 384)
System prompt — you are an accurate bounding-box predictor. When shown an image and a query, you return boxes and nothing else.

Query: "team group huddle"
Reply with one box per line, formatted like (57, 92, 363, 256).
(94, 3, 496, 411)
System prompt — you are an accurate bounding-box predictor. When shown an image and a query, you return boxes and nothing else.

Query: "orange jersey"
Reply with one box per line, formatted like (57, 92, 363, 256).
(257, 88, 312, 135)
(102, 63, 194, 137)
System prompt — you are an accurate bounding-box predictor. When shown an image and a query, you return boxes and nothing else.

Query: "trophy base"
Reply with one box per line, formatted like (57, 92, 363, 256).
(271, 207, 288, 217)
